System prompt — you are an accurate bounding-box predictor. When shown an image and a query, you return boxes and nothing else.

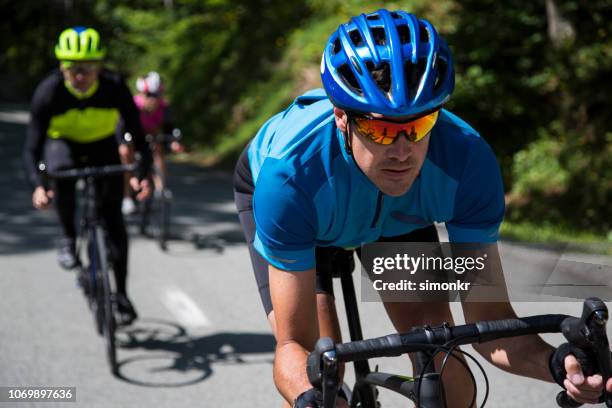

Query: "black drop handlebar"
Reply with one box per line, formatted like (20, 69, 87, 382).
(307, 297, 611, 407)
(123, 128, 182, 145)
(47, 163, 137, 179)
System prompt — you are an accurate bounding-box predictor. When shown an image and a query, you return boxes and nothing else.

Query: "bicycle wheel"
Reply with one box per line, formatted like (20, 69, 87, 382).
(158, 189, 172, 251)
(94, 226, 118, 375)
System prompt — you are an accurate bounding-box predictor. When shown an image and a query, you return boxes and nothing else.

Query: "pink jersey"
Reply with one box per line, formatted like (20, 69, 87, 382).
(134, 94, 168, 134)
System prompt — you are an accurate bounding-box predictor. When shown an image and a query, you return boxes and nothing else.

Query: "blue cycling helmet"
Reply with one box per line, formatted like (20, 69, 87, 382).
(321, 10, 454, 117)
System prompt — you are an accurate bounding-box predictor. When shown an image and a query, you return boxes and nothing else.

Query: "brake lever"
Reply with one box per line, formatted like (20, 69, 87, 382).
(557, 298, 612, 407)
(307, 337, 340, 407)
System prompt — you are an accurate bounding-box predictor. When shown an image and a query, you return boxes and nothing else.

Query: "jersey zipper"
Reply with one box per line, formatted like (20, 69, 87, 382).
(370, 192, 384, 228)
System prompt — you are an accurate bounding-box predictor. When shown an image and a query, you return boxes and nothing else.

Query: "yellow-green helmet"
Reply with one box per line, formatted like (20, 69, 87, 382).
(55, 26, 106, 61)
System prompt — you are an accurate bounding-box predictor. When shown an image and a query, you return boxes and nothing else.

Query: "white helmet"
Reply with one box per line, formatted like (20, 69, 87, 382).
(136, 71, 163, 95)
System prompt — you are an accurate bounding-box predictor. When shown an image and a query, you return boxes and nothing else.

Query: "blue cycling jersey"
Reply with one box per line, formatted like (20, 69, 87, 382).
(248, 89, 505, 271)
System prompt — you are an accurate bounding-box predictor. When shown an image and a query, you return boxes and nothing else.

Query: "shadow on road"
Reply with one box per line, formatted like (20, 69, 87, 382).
(0, 110, 246, 256)
(114, 318, 275, 387)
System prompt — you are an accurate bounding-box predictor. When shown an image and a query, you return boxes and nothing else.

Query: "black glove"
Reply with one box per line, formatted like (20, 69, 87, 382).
(550, 342, 611, 404)
(550, 343, 600, 388)
(293, 388, 323, 408)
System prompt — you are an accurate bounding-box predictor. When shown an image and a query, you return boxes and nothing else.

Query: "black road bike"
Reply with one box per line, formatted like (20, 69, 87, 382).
(307, 264, 612, 407)
(50, 163, 136, 376)
(139, 129, 181, 251)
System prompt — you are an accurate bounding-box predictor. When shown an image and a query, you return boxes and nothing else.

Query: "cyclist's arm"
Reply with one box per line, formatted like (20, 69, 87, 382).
(465, 305, 555, 382)
(461, 245, 556, 382)
(116, 79, 151, 177)
(270, 264, 320, 404)
(446, 136, 555, 381)
(162, 103, 175, 136)
(115, 117, 127, 144)
(253, 163, 325, 403)
(23, 81, 52, 189)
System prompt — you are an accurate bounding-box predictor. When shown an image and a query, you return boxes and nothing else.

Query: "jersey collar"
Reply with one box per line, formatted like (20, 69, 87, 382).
(64, 79, 99, 100)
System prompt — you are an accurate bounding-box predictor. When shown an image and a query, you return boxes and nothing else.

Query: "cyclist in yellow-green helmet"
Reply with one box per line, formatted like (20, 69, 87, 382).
(23, 26, 153, 325)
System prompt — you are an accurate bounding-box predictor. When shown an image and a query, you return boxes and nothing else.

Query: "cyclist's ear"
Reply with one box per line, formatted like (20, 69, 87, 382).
(333, 107, 348, 133)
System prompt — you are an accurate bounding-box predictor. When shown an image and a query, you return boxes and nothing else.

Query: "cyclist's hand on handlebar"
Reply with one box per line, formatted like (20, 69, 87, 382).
(170, 140, 184, 153)
(292, 389, 349, 408)
(293, 388, 322, 408)
(563, 354, 612, 405)
(32, 186, 54, 209)
(564, 355, 603, 404)
(551, 343, 612, 404)
(129, 177, 152, 201)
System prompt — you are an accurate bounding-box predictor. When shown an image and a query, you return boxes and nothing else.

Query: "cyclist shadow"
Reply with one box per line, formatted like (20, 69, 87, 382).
(112, 318, 275, 387)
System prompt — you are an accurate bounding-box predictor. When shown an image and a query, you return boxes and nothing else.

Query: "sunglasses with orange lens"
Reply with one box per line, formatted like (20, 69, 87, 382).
(350, 110, 440, 145)
(61, 61, 101, 75)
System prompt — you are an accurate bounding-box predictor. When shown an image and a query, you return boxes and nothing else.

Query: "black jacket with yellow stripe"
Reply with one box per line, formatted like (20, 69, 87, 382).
(24, 69, 151, 188)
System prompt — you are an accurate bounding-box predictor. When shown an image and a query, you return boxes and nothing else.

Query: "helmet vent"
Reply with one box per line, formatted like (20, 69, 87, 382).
(433, 57, 447, 91)
(371, 27, 386, 46)
(338, 64, 362, 94)
(419, 24, 429, 42)
(397, 24, 411, 44)
(391, 12, 401, 19)
(333, 38, 342, 54)
(349, 30, 364, 47)
(404, 59, 426, 100)
(372, 62, 391, 94)
(366, 13, 379, 21)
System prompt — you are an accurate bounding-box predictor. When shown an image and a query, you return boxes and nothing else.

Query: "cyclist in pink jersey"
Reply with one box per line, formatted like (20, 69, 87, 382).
(118, 72, 183, 214)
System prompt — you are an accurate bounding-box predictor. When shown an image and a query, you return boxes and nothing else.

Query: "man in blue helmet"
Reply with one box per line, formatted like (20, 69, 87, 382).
(233, 10, 611, 407)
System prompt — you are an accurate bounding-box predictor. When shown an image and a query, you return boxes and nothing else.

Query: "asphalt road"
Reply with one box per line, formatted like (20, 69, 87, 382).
(0, 108, 610, 407)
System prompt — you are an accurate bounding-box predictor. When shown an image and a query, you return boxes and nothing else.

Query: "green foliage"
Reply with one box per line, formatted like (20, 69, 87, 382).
(500, 221, 612, 254)
(0, 0, 100, 99)
(103, 0, 312, 147)
(512, 137, 568, 197)
(1, 0, 610, 234)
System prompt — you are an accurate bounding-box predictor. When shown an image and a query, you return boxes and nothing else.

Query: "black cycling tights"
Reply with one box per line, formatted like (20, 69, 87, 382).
(45, 137, 129, 295)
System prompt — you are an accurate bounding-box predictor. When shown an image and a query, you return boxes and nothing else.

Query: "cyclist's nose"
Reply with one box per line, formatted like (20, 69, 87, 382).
(386, 133, 412, 161)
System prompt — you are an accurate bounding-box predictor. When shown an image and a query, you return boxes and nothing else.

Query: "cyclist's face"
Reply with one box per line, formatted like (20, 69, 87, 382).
(142, 94, 160, 112)
(60, 62, 100, 93)
(334, 108, 430, 197)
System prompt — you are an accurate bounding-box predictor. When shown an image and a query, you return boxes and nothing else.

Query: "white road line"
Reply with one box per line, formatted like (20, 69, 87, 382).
(0, 111, 30, 124)
(161, 287, 211, 328)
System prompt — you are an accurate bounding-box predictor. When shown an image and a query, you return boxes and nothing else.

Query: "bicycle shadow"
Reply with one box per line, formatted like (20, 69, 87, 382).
(113, 318, 275, 387)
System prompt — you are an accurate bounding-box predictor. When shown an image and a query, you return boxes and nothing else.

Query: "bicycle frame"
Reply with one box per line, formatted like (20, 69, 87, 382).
(338, 267, 443, 407)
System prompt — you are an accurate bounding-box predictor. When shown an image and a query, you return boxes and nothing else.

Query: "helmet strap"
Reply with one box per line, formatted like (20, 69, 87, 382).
(344, 118, 353, 155)
(343, 119, 369, 177)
